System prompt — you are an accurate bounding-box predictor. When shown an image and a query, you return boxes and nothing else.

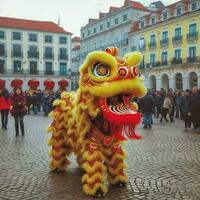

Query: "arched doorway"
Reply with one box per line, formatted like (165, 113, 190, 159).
(175, 73, 183, 89)
(150, 75, 156, 90)
(161, 74, 169, 91)
(189, 72, 198, 89)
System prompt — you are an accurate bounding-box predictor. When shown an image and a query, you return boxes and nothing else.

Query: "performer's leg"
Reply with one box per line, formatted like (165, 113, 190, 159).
(81, 139, 107, 197)
(104, 142, 128, 187)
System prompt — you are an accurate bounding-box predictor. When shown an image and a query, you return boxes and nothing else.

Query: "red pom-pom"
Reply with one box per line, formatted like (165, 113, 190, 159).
(11, 79, 23, 88)
(43, 79, 55, 89)
(28, 79, 40, 88)
(58, 79, 68, 87)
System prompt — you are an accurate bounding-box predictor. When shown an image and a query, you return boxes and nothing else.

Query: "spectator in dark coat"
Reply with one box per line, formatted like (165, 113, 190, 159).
(0, 88, 11, 129)
(154, 91, 164, 118)
(11, 87, 27, 136)
(139, 92, 154, 129)
(182, 89, 192, 131)
(191, 86, 200, 130)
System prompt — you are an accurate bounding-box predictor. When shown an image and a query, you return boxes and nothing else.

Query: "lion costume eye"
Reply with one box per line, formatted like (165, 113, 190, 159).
(93, 62, 110, 77)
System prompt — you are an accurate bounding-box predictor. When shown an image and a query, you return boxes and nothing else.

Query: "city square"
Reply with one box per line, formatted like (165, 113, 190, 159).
(0, 115, 200, 200)
(0, 0, 200, 199)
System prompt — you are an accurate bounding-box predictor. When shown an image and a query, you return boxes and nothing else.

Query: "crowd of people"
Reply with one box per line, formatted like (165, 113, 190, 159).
(1, 84, 200, 136)
(0, 87, 65, 136)
(138, 86, 200, 132)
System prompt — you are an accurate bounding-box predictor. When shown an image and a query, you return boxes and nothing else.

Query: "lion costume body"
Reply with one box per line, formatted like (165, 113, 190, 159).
(47, 47, 147, 197)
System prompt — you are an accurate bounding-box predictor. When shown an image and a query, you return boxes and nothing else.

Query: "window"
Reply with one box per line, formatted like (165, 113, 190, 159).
(45, 35, 52, 43)
(59, 48, 67, 59)
(0, 31, 5, 39)
(13, 60, 21, 72)
(175, 27, 181, 37)
(60, 62, 67, 75)
(107, 21, 110, 28)
(93, 27, 96, 33)
(162, 31, 168, 40)
(139, 38, 145, 49)
(150, 54, 156, 65)
(141, 21, 144, 28)
(176, 7, 182, 16)
(189, 46, 196, 58)
(45, 47, 53, 58)
(151, 16, 156, 24)
(175, 49, 181, 59)
(115, 18, 118, 25)
(13, 44, 22, 57)
(88, 30, 90, 36)
(0, 44, 5, 56)
(45, 62, 53, 74)
(162, 51, 168, 62)
(123, 14, 127, 21)
(29, 33, 37, 42)
(191, 2, 197, 10)
(59, 37, 67, 44)
(100, 24, 103, 31)
(150, 34, 156, 43)
(0, 60, 5, 73)
(30, 61, 38, 74)
(13, 32, 21, 40)
(189, 23, 197, 33)
(82, 33, 85, 38)
(163, 12, 168, 20)
(29, 46, 38, 58)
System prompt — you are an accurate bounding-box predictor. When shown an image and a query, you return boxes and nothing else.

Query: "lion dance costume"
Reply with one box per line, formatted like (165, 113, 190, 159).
(47, 47, 147, 197)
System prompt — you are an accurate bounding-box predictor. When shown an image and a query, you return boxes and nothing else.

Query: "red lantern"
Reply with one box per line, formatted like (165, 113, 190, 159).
(58, 79, 69, 87)
(0, 79, 5, 89)
(44, 79, 55, 90)
(11, 79, 23, 88)
(28, 79, 40, 88)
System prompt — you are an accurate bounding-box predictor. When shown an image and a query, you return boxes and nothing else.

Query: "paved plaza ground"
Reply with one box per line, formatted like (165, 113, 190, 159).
(0, 115, 200, 200)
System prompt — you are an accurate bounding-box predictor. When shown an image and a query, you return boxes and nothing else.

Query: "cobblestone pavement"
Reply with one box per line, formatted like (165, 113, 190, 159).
(0, 115, 200, 200)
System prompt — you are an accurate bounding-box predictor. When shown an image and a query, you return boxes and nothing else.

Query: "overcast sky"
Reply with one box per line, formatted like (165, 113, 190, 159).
(1, 0, 177, 36)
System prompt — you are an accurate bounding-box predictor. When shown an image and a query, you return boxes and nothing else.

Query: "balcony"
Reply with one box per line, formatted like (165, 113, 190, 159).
(45, 70, 54, 75)
(172, 36, 182, 44)
(161, 60, 168, 66)
(12, 51, 22, 57)
(148, 42, 156, 49)
(44, 53, 54, 59)
(171, 57, 182, 65)
(187, 57, 200, 63)
(187, 31, 198, 41)
(28, 51, 39, 58)
(139, 44, 146, 51)
(59, 54, 68, 60)
(160, 39, 169, 46)
(30, 69, 39, 75)
(0, 50, 6, 57)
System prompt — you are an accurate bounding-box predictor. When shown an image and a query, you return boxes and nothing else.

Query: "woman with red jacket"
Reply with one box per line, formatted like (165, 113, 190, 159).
(11, 87, 27, 136)
(0, 88, 11, 129)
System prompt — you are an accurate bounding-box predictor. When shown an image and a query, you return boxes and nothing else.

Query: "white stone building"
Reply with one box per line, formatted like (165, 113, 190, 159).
(0, 16, 72, 91)
(79, 0, 150, 66)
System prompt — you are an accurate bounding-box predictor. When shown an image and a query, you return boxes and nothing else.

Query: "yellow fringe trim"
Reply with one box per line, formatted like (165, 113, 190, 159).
(83, 183, 108, 196)
(105, 153, 126, 166)
(82, 172, 105, 184)
(82, 161, 106, 174)
(82, 151, 105, 162)
(108, 163, 128, 175)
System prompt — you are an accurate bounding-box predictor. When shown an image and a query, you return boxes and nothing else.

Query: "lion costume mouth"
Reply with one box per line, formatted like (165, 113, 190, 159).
(99, 93, 142, 141)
